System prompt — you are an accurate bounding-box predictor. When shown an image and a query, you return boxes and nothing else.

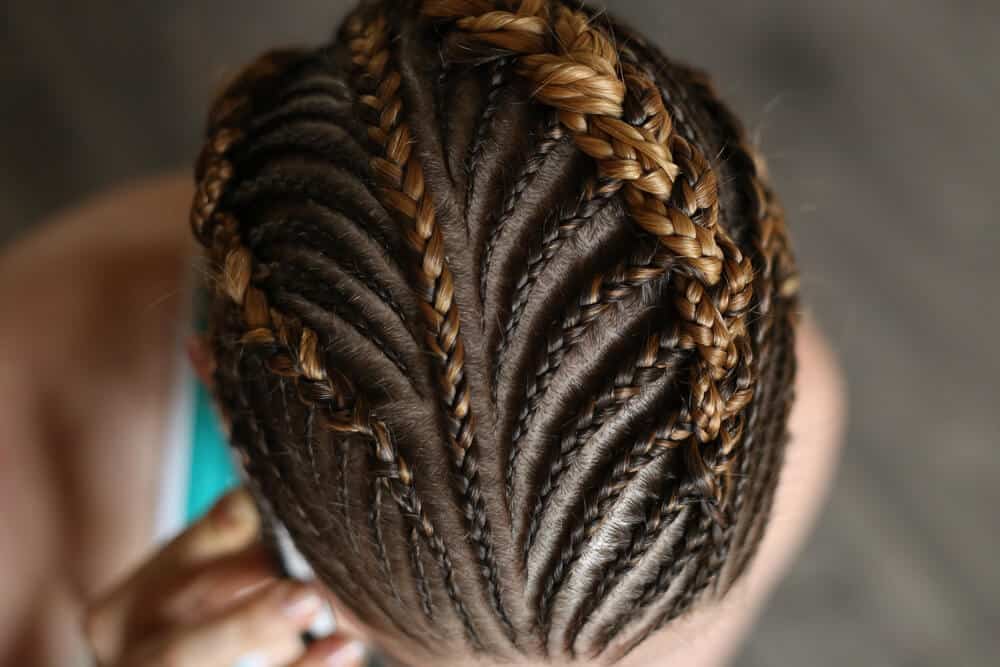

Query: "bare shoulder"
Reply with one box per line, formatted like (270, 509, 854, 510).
(0, 173, 196, 664)
(0, 172, 195, 405)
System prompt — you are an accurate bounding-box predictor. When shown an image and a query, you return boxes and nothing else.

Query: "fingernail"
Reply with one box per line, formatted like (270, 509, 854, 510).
(233, 651, 270, 667)
(281, 585, 322, 621)
(322, 640, 366, 666)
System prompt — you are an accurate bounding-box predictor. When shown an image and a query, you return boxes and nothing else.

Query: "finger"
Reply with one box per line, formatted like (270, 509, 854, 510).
(155, 543, 278, 628)
(290, 636, 368, 667)
(86, 488, 262, 663)
(116, 580, 323, 667)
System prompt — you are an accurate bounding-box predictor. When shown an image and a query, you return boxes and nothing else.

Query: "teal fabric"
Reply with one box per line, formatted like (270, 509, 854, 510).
(185, 377, 239, 524)
(185, 287, 239, 525)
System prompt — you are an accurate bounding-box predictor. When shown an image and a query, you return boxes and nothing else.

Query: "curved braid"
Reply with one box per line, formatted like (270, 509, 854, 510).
(495, 176, 620, 392)
(343, 13, 517, 643)
(466, 56, 513, 234)
(508, 130, 725, 525)
(533, 408, 693, 629)
(564, 491, 685, 655)
(595, 505, 713, 658)
(481, 110, 566, 352)
(520, 318, 686, 557)
(424, 2, 757, 520)
(615, 36, 800, 603)
(191, 51, 485, 649)
(609, 508, 718, 661)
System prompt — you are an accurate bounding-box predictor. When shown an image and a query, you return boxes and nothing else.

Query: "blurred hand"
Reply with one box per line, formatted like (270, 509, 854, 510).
(83, 487, 366, 667)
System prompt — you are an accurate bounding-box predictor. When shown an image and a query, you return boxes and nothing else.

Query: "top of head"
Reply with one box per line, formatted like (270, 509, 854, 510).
(189, 0, 800, 664)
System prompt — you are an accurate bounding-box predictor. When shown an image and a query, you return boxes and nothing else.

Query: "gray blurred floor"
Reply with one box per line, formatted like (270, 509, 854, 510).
(3, 2, 998, 665)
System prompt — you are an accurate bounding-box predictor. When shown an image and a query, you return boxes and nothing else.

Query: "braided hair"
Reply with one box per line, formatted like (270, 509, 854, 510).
(190, 0, 799, 662)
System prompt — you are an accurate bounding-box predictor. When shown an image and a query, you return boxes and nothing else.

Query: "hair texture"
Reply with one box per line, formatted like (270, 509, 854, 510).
(190, 0, 799, 663)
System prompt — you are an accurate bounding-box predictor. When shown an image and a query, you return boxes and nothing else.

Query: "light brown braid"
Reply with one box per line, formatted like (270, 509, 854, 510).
(191, 50, 485, 649)
(343, 12, 517, 644)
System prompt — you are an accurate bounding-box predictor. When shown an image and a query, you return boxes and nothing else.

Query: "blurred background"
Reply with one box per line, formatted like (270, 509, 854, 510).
(2, 1, 997, 665)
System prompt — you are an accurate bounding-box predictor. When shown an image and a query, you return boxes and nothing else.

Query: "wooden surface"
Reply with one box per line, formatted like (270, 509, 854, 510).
(2, 2, 997, 665)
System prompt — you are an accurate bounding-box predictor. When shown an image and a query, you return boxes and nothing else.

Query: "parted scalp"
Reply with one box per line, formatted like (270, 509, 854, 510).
(190, 0, 799, 663)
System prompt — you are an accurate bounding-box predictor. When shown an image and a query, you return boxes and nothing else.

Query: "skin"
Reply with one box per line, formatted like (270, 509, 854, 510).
(0, 173, 845, 666)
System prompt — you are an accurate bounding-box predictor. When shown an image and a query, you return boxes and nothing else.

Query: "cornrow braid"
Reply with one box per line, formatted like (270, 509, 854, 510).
(481, 110, 566, 351)
(190, 0, 800, 662)
(343, 11, 517, 645)
(466, 56, 513, 235)
(426, 0, 755, 512)
(192, 46, 487, 651)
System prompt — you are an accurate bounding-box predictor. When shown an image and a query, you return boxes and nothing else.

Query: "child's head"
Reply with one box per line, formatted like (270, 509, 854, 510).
(190, 0, 799, 664)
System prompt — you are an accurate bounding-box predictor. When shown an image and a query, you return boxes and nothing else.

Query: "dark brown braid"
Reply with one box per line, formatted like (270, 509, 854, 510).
(190, 0, 800, 662)
(344, 11, 517, 644)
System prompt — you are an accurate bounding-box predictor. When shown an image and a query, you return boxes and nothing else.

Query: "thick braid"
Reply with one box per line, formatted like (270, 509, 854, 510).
(192, 51, 484, 649)
(344, 13, 516, 643)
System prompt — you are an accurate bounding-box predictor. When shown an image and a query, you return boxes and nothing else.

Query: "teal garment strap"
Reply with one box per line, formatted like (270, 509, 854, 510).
(185, 286, 239, 525)
(185, 377, 239, 524)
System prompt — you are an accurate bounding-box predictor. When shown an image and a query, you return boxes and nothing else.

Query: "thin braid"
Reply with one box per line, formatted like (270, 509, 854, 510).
(703, 188, 787, 591)
(217, 214, 484, 647)
(248, 217, 411, 329)
(533, 399, 695, 638)
(521, 320, 686, 557)
(465, 56, 512, 233)
(273, 262, 413, 378)
(192, 55, 483, 649)
(565, 491, 685, 655)
(338, 437, 360, 555)
(409, 523, 436, 619)
(370, 477, 405, 605)
(596, 505, 711, 657)
(344, 12, 517, 643)
(612, 509, 718, 660)
(730, 305, 796, 581)
(496, 82, 722, 402)
(224, 357, 397, 635)
(481, 111, 566, 345)
(495, 175, 620, 394)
